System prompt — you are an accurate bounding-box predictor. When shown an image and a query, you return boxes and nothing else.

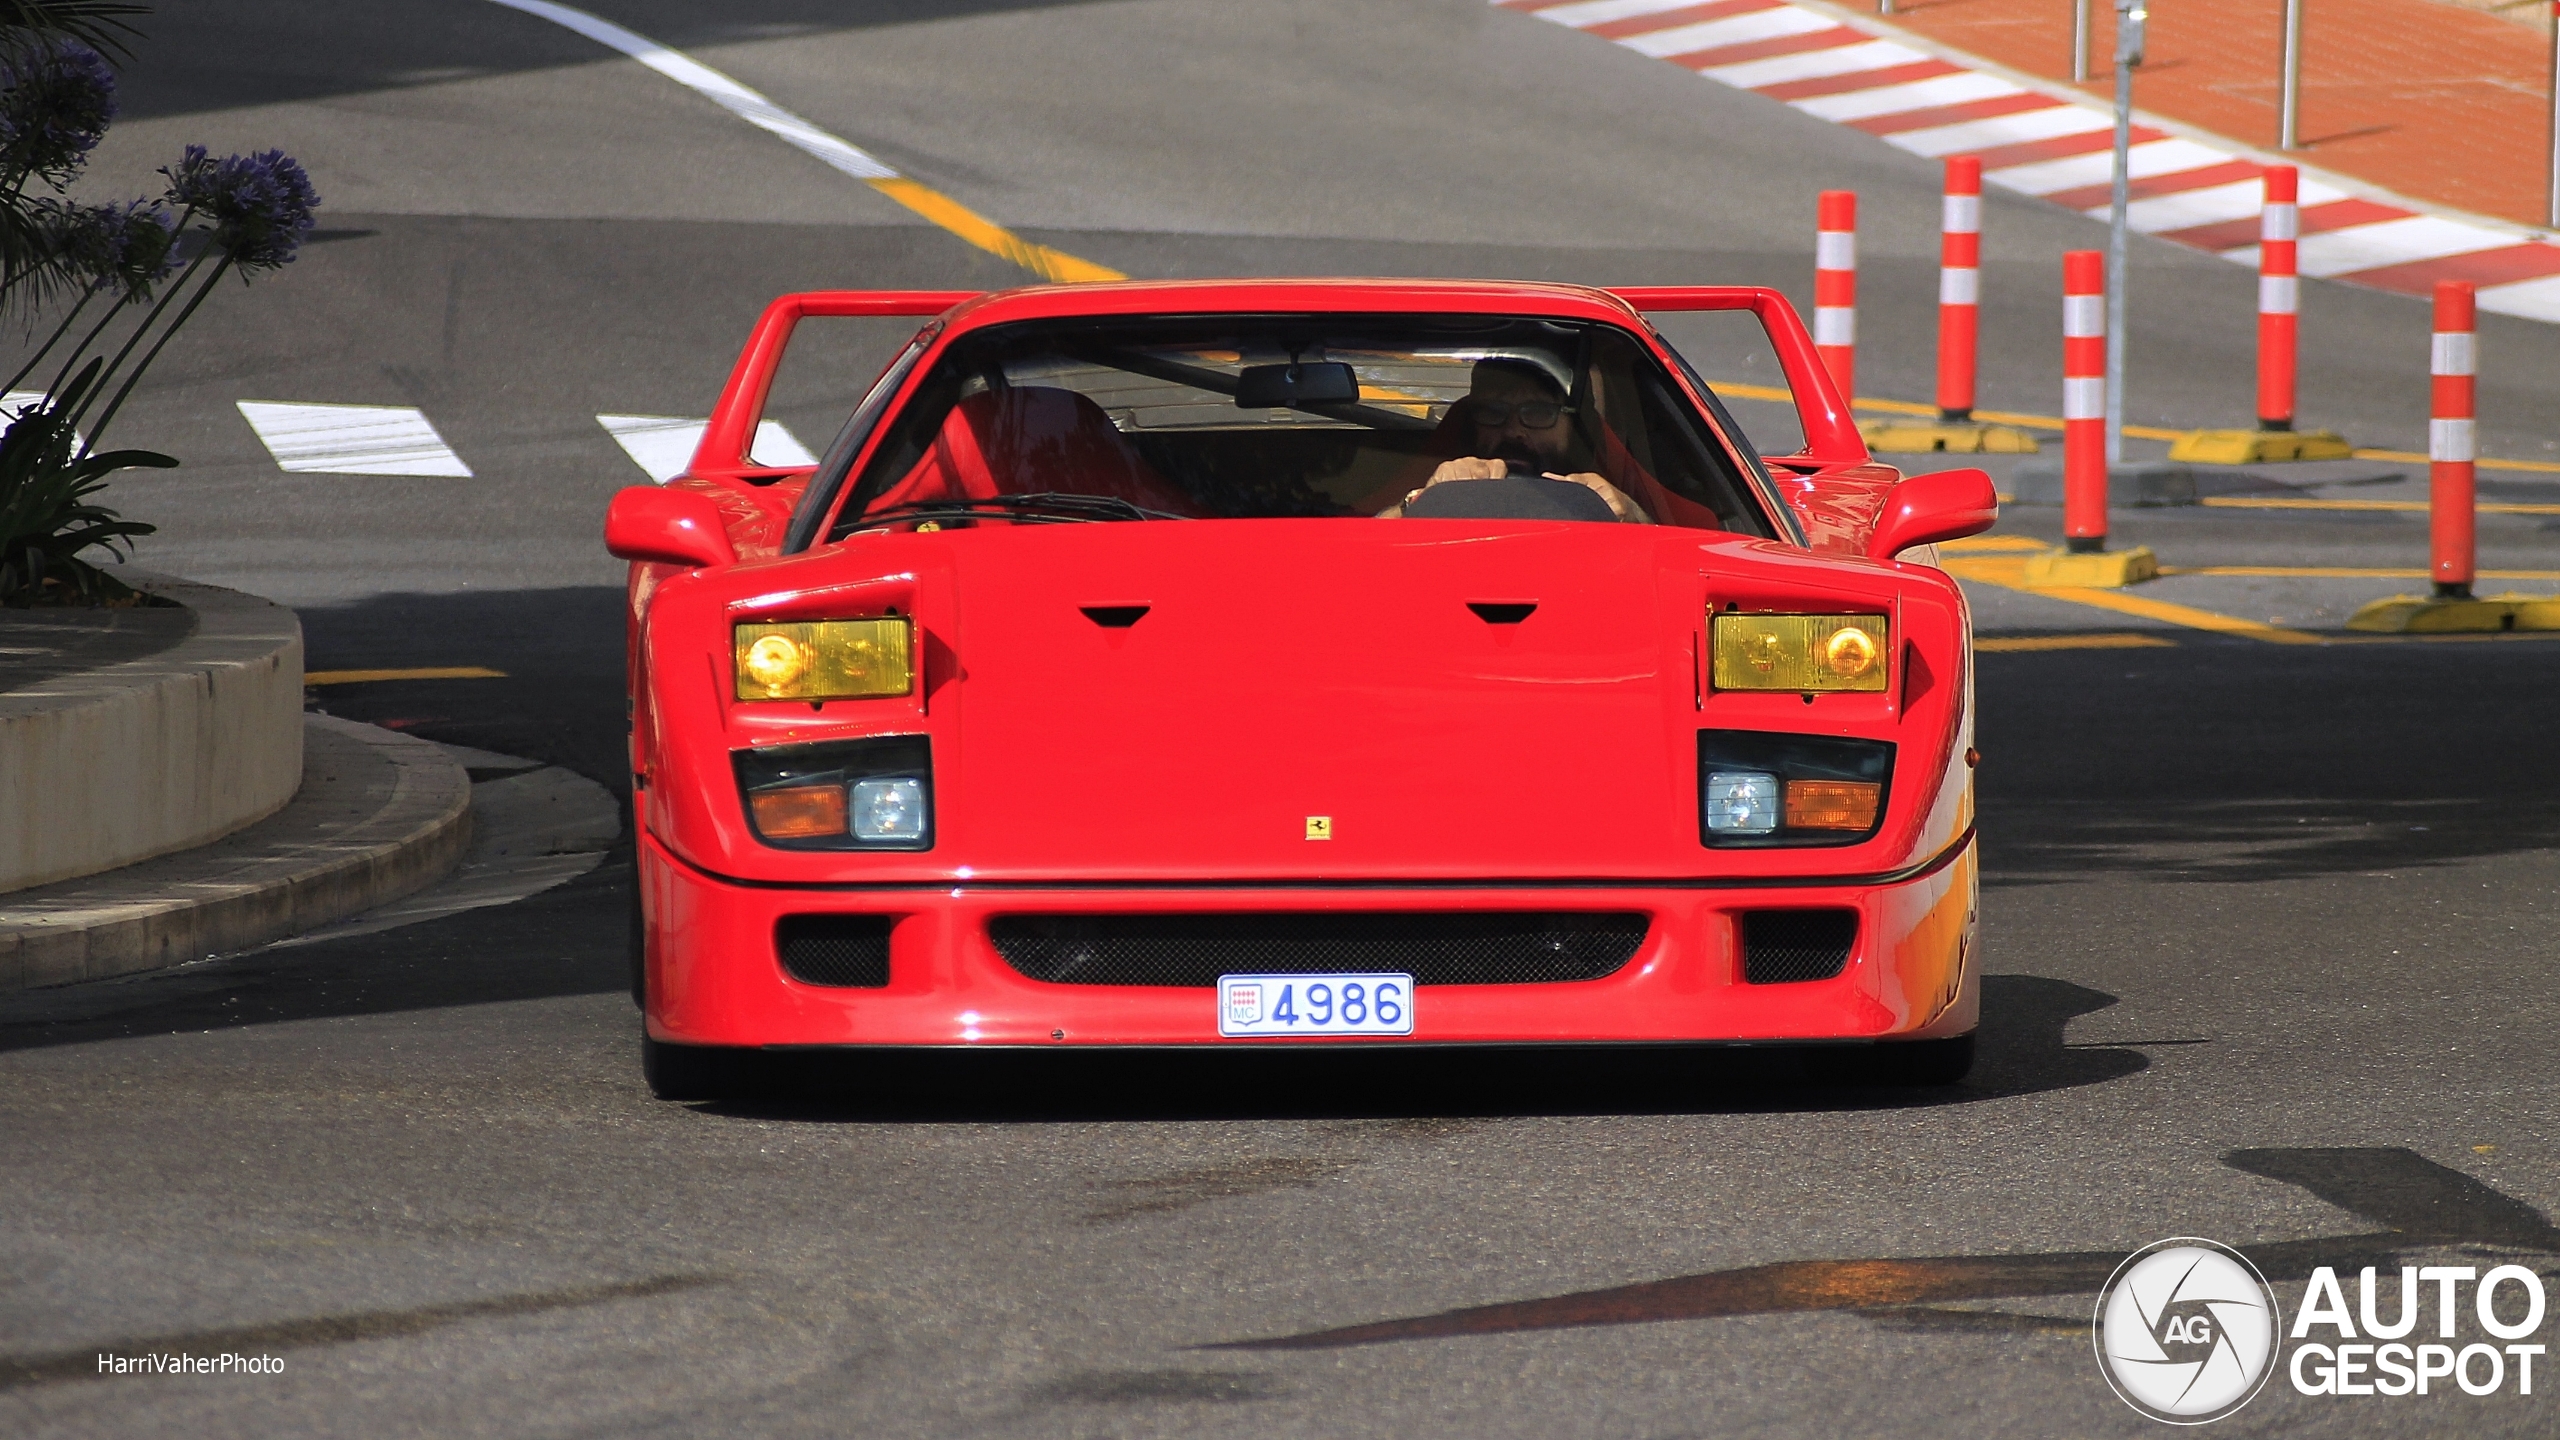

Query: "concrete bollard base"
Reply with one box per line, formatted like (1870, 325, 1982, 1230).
(1858, 419, 2041, 455)
(2167, 428, 2353, 465)
(2021, 546, 2160, 589)
(2346, 593, 2560, 633)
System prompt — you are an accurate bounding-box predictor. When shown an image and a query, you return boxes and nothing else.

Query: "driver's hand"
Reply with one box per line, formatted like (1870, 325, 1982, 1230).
(1375, 456, 1509, 516)
(1551, 471, 1655, 524)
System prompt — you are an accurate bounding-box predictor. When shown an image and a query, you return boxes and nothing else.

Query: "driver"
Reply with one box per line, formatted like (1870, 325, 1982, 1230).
(1377, 358, 1652, 523)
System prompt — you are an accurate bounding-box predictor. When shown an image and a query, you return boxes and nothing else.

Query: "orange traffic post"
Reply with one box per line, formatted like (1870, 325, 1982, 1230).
(2257, 165, 2298, 432)
(2430, 280, 2477, 599)
(1815, 190, 1856, 402)
(2062, 250, 2108, 553)
(1936, 157, 1981, 423)
(2166, 163, 2349, 464)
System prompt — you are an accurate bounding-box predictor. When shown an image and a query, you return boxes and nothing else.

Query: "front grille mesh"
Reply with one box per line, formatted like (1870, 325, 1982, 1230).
(1740, 909, 1857, 984)
(989, 912, 1648, 987)
(778, 914, 892, 987)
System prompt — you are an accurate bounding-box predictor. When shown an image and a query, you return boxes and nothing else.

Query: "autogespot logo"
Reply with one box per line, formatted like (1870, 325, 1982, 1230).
(2094, 1239, 2282, 1424)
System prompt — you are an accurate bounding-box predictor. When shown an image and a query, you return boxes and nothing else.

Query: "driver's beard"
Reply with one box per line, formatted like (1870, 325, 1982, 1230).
(1491, 439, 1549, 472)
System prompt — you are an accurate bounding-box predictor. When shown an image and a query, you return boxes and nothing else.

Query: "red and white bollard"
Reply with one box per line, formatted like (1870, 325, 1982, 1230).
(2063, 250, 2108, 552)
(2257, 165, 2299, 431)
(1937, 157, 1982, 422)
(1815, 190, 1857, 401)
(2430, 279, 2477, 598)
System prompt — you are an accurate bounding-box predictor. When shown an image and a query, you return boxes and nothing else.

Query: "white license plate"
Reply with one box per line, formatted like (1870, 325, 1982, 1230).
(1218, 972, 1414, 1038)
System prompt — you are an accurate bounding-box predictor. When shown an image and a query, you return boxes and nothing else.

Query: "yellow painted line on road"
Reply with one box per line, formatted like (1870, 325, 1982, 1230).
(1977, 632, 2175, 652)
(491, 0, 1123, 285)
(2160, 566, 2560, 580)
(1941, 556, 2325, 644)
(1712, 381, 2560, 474)
(306, 667, 507, 686)
(1940, 535, 2050, 553)
(2200, 496, 2560, 515)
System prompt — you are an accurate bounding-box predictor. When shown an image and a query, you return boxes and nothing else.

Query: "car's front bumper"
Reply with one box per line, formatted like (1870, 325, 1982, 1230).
(639, 829, 1977, 1049)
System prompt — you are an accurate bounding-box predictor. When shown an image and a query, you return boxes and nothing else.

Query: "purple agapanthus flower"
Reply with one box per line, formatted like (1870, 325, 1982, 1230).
(0, 41, 117, 186)
(159, 145, 319, 272)
(36, 196, 177, 298)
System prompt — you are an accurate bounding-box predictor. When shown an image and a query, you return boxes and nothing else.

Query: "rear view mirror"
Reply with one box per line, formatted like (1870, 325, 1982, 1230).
(605, 487, 736, 569)
(1866, 466, 1997, 562)
(1235, 361, 1358, 409)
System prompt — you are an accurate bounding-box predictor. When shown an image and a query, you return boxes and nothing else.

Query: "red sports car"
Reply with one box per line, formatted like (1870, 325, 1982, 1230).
(607, 279, 1995, 1098)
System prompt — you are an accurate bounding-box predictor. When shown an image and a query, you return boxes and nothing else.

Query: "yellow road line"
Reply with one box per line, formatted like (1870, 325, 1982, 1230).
(1712, 379, 2560, 474)
(2200, 496, 2560, 515)
(865, 177, 1123, 284)
(1940, 535, 2050, 553)
(1941, 556, 2325, 644)
(306, 667, 507, 685)
(2160, 566, 2560, 580)
(1977, 632, 2175, 652)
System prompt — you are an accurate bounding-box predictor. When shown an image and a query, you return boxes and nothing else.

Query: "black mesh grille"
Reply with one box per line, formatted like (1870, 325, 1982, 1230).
(988, 913, 1648, 987)
(1740, 909, 1857, 984)
(777, 915, 892, 987)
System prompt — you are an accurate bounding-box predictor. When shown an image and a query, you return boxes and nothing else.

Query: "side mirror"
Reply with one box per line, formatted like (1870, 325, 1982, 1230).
(606, 487, 736, 569)
(1867, 466, 1997, 562)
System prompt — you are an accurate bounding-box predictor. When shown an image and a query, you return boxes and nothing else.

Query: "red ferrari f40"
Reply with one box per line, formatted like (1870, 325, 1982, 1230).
(606, 279, 1996, 1098)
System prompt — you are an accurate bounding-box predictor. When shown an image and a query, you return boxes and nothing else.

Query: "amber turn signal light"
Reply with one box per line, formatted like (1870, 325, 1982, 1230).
(1783, 779, 1882, 831)
(733, 618, 913, 701)
(1710, 613, 1890, 692)
(749, 783, 847, 839)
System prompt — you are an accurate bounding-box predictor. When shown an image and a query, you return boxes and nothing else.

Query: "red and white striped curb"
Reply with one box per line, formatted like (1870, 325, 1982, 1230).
(1499, 0, 2560, 325)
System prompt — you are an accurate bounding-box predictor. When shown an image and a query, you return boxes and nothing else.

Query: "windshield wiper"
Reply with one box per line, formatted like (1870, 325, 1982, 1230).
(843, 492, 1188, 533)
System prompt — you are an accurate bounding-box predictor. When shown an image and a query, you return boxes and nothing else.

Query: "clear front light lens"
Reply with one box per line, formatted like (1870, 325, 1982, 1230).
(851, 777, 927, 842)
(1711, 613, 1890, 692)
(1705, 770, 1781, 834)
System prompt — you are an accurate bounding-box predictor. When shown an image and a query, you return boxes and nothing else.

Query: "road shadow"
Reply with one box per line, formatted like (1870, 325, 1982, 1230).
(694, 975, 2142, 1124)
(1975, 640, 2560, 885)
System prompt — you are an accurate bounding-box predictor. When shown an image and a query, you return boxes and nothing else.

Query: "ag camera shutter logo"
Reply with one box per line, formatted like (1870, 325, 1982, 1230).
(2094, 1238, 2282, 1424)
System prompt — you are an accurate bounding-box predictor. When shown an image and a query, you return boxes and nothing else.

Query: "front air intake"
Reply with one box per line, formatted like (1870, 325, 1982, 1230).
(777, 914, 892, 987)
(989, 913, 1648, 987)
(1739, 909, 1856, 984)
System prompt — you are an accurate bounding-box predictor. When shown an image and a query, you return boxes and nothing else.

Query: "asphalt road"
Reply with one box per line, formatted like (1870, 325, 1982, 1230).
(6, 3, 2560, 1436)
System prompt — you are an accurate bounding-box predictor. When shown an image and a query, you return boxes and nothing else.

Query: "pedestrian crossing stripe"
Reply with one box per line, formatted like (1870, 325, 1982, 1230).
(595, 414, 817, 484)
(235, 401, 473, 477)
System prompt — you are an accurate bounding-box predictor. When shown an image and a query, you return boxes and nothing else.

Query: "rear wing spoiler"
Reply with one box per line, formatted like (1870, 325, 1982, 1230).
(689, 290, 976, 484)
(687, 285, 1867, 484)
(1605, 286, 1869, 470)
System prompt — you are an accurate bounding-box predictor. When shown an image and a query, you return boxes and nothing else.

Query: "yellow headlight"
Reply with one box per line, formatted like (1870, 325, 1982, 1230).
(732, 618, 913, 701)
(1711, 613, 1890, 693)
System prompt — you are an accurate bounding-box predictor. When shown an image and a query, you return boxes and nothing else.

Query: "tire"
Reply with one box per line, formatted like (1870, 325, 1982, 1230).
(1865, 1032, 1975, 1086)
(641, 1031, 739, 1101)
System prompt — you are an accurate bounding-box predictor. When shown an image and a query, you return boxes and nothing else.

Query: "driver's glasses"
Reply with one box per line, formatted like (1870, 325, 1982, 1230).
(1465, 399, 1572, 429)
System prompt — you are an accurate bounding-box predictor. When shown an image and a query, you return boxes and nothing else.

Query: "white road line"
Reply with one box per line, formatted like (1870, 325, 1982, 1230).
(1705, 38, 1927, 89)
(485, 0, 896, 183)
(1791, 71, 2020, 124)
(1886, 103, 2109, 158)
(237, 402, 472, 477)
(1625, 8, 1831, 58)
(2290, 215, 2513, 278)
(597, 414, 816, 483)
(0, 389, 83, 447)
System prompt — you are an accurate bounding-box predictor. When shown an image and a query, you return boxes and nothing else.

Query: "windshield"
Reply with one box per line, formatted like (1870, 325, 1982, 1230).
(824, 314, 1776, 540)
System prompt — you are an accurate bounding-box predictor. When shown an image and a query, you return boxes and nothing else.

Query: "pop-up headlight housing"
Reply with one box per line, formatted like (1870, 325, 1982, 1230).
(733, 618, 912, 702)
(735, 736, 932, 850)
(1711, 613, 1888, 693)
(1699, 731, 1894, 847)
